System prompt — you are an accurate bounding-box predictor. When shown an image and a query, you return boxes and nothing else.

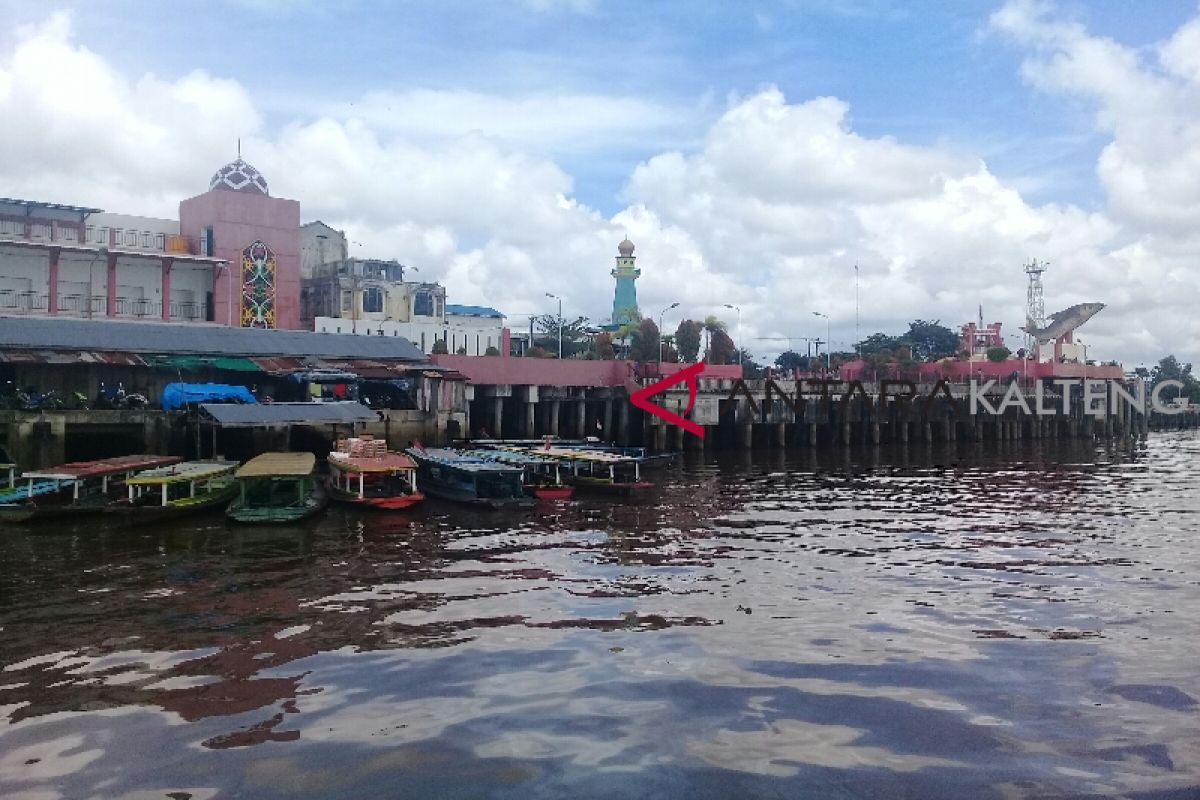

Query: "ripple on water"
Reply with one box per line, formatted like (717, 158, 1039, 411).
(0, 433, 1198, 798)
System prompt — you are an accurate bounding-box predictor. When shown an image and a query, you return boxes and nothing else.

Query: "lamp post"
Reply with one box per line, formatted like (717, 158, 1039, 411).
(546, 292, 563, 359)
(658, 302, 679, 369)
(85, 246, 108, 319)
(812, 311, 830, 370)
(723, 303, 742, 366)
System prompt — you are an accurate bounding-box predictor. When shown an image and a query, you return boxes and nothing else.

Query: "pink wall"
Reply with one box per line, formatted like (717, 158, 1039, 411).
(431, 355, 743, 386)
(179, 190, 301, 329)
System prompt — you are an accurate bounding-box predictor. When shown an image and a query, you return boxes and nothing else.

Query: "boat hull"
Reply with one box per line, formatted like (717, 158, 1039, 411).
(419, 481, 536, 509)
(530, 485, 574, 500)
(226, 484, 328, 525)
(0, 495, 112, 524)
(105, 483, 239, 527)
(327, 482, 425, 511)
(567, 478, 653, 496)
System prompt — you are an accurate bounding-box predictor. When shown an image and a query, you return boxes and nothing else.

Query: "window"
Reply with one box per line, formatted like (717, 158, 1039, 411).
(421, 332, 426, 350)
(341, 290, 352, 312)
(362, 286, 383, 313)
(414, 290, 434, 316)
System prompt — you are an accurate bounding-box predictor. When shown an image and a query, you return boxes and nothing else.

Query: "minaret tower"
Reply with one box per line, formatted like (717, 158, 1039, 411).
(611, 237, 641, 326)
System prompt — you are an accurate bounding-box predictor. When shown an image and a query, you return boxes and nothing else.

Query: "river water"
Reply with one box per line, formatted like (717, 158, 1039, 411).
(1, 432, 1197, 799)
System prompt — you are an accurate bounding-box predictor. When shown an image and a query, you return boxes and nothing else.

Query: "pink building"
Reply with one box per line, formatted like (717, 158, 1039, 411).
(0, 155, 303, 330)
(180, 157, 301, 329)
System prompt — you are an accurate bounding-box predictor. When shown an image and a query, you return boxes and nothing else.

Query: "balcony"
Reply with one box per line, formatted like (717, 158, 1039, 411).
(0, 291, 208, 322)
(0, 217, 205, 256)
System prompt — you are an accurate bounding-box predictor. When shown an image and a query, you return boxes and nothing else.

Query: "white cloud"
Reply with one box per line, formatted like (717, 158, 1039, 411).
(1, 6, 1198, 365)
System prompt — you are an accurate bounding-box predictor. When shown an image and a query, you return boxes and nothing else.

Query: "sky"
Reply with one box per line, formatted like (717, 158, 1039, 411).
(3, 0, 1200, 368)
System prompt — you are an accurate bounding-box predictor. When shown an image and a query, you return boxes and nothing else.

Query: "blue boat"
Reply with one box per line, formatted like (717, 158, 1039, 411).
(404, 447, 534, 509)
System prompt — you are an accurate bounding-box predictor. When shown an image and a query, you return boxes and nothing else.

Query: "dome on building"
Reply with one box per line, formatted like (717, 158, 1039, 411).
(209, 158, 269, 195)
(617, 237, 635, 257)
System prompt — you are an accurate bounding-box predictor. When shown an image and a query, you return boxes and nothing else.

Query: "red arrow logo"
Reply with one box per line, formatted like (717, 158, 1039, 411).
(628, 361, 706, 438)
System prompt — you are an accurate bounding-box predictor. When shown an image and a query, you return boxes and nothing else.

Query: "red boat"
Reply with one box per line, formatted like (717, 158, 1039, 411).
(531, 485, 575, 500)
(327, 441, 424, 511)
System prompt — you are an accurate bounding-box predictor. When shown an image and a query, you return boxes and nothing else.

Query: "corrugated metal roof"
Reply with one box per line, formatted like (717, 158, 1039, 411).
(0, 316, 427, 362)
(0, 349, 148, 366)
(200, 401, 379, 427)
(446, 304, 504, 318)
(0, 197, 104, 214)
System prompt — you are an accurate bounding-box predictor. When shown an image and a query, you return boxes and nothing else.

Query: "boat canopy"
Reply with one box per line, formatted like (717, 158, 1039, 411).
(328, 451, 417, 473)
(23, 455, 182, 481)
(126, 461, 238, 485)
(236, 452, 316, 478)
(161, 383, 257, 411)
(407, 447, 524, 474)
(524, 447, 634, 464)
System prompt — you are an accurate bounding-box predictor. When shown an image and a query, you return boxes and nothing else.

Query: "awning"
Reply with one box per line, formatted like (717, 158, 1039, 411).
(199, 401, 379, 428)
(0, 350, 147, 366)
(143, 354, 262, 372)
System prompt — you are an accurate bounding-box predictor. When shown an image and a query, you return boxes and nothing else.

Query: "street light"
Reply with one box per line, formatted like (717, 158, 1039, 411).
(723, 303, 742, 366)
(658, 302, 679, 368)
(546, 292, 563, 359)
(812, 311, 830, 370)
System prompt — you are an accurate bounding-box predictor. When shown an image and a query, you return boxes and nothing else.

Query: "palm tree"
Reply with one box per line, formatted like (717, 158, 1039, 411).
(702, 315, 726, 360)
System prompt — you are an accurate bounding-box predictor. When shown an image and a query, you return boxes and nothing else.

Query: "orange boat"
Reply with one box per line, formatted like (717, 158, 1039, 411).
(327, 439, 424, 511)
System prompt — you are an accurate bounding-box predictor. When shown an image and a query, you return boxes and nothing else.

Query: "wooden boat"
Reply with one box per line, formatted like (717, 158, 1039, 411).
(404, 447, 535, 509)
(327, 443, 424, 510)
(521, 447, 653, 496)
(105, 460, 239, 527)
(226, 452, 327, 524)
(0, 455, 183, 523)
(457, 448, 574, 500)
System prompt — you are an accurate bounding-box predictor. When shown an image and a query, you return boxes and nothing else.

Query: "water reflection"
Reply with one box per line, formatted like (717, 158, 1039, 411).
(0, 433, 1197, 798)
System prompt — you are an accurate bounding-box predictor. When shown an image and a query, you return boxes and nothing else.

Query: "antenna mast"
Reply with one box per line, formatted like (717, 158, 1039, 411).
(1024, 259, 1048, 352)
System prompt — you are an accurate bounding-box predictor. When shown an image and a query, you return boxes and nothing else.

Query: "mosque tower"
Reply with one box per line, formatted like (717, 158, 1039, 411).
(610, 237, 641, 326)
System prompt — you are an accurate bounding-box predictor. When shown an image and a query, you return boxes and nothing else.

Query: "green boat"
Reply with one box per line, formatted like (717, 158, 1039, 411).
(105, 460, 240, 527)
(226, 452, 327, 524)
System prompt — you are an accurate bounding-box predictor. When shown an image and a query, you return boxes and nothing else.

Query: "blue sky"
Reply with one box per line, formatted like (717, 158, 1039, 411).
(22, 0, 1193, 213)
(4, 0, 1200, 364)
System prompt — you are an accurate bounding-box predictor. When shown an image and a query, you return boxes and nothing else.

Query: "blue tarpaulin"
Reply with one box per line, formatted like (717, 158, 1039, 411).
(161, 383, 257, 411)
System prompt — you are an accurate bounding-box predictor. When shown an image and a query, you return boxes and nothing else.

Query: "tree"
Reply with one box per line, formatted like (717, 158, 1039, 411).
(593, 332, 616, 360)
(1151, 355, 1200, 400)
(484, 346, 500, 356)
(707, 328, 737, 365)
(528, 345, 547, 358)
(774, 351, 808, 372)
(431, 339, 449, 355)
(702, 315, 726, 356)
(628, 318, 660, 363)
(856, 332, 905, 356)
(674, 319, 704, 363)
(904, 320, 959, 361)
(986, 346, 1011, 362)
(531, 314, 592, 358)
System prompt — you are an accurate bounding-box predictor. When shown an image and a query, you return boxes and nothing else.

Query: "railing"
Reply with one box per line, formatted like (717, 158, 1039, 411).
(112, 297, 160, 318)
(0, 286, 210, 322)
(0, 290, 48, 312)
(170, 301, 208, 320)
(0, 215, 203, 255)
(57, 294, 106, 315)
